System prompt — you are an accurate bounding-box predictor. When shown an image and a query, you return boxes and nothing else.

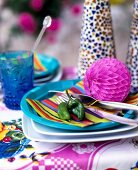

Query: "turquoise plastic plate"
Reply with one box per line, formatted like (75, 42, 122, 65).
(21, 79, 135, 131)
(34, 53, 60, 79)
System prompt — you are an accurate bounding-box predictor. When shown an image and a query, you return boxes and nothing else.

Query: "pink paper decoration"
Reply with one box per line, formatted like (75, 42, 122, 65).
(84, 57, 131, 102)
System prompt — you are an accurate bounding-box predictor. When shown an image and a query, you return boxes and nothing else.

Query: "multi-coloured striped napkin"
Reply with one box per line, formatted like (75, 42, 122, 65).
(26, 81, 129, 128)
(34, 52, 47, 71)
(124, 93, 138, 105)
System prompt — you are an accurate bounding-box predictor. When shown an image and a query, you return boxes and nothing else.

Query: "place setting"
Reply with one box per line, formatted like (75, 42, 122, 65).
(21, 76, 138, 143)
(1, 0, 138, 169)
(20, 21, 138, 143)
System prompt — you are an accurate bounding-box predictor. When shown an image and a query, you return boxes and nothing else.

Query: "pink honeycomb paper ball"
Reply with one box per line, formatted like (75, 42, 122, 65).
(84, 57, 131, 102)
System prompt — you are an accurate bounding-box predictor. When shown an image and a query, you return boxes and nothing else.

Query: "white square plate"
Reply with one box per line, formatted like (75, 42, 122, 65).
(22, 115, 138, 143)
(31, 118, 137, 137)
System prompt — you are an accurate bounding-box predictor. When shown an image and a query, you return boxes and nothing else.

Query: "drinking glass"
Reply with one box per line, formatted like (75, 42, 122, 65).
(0, 51, 34, 110)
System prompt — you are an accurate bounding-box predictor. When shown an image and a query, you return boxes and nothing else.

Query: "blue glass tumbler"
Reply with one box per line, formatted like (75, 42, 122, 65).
(0, 51, 34, 110)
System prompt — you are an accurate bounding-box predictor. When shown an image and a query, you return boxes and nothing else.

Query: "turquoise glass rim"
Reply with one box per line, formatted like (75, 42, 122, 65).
(0, 50, 33, 60)
(21, 79, 135, 131)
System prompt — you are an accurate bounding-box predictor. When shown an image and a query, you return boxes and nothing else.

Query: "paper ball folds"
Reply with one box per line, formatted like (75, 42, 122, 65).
(84, 57, 131, 102)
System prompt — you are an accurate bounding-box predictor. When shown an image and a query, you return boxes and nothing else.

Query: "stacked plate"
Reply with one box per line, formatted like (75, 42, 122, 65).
(33, 53, 62, 86)
(21, 79, 138, 143)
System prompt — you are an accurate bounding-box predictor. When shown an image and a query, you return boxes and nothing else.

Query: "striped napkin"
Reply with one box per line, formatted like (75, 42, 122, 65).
(26, 81, 130, 128)
(124, 93, 138, 105)
(34, 52, 47, 71)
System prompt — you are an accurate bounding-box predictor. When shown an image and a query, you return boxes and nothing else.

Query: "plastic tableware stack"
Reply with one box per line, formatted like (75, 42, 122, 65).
(33, 53, 62, 86)
(20, 79, 138, 143)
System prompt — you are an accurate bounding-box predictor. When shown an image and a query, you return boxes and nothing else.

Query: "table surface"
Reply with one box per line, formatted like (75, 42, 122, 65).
(0, 68, 138, 170)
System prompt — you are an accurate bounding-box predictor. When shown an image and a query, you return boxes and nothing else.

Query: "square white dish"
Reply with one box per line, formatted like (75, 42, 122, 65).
(31, 118, 137, 137)
(22, 115, 138, 143)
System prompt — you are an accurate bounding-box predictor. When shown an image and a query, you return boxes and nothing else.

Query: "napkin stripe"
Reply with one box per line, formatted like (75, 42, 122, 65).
(38, 101, 59, 118)
(77, 81, 84, 87)
(26, 99, 61, 122)
(42, 99, 58, 112)
(69, 87, 83, 94)
(85, 108, 103, 118)
(125, 93, 138, 104)
(85, 112, 108, 122)
(70, 81, 85, 94)
(34, 53, 46, 71)
(126, 99, 138, 105)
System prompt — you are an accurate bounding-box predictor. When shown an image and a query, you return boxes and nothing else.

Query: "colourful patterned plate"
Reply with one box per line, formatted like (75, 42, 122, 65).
(20, 79, 134, 131)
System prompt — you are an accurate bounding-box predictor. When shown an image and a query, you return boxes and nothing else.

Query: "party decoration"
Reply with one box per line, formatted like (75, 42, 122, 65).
(126, 0, 138, 93)
(78, 0, 116, 78)
(84, 57, 131, 102)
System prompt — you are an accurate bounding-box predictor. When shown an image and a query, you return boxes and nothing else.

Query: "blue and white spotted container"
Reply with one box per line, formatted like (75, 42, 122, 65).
(126, 0, 138, 93)
(78, 0, 116, 78)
